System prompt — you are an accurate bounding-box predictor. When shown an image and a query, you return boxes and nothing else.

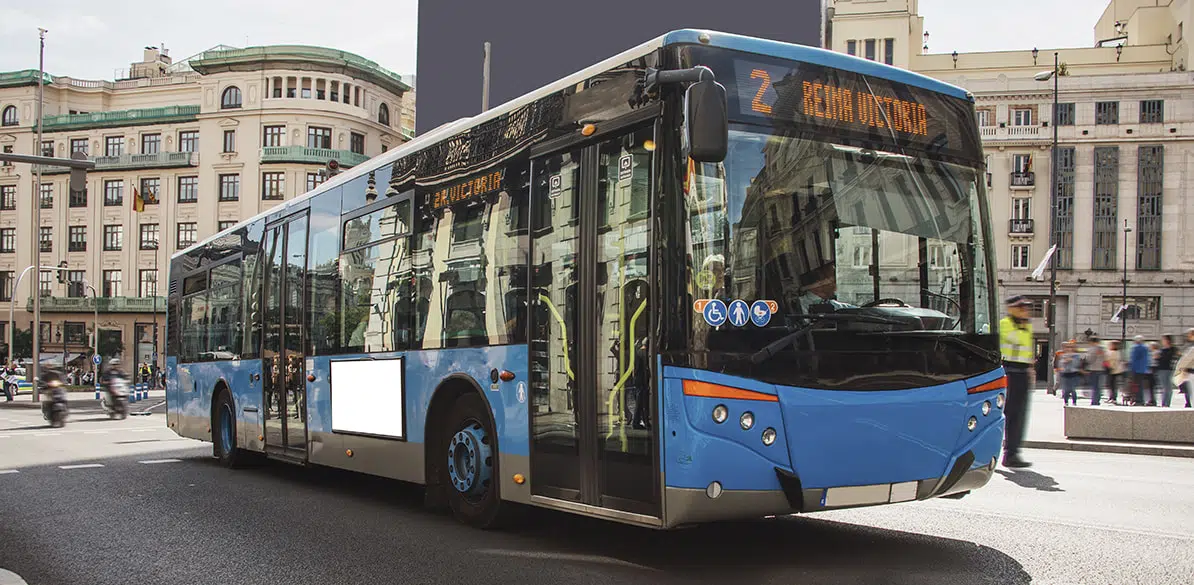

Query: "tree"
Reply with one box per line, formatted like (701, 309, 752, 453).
(6, 327, 32, 360)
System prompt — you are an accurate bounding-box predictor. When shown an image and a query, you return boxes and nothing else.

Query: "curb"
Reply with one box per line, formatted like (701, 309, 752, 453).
(1024, 439, 1194, 458)
(0, 399, 102, 410)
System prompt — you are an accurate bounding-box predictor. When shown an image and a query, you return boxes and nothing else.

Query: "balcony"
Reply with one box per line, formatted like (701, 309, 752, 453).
(1010, 172, 1035, 188)
(1009, 219, 1034, 235)
(33, 151, 199, 175)
(260, 146, 370, 168)
(40, 105, 200, 132)
(25, 296, 167, 313)
(979, 124, 1048, 143)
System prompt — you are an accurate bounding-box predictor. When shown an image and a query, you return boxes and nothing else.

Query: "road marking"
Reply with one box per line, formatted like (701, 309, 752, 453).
(58, 464, 104, 470)
(0, 426, 160, 438)
(131, 429, 158, 433)
(0, 469, 19, 474)
(138, 459, 181, 464)
(83, 430, 108, 434)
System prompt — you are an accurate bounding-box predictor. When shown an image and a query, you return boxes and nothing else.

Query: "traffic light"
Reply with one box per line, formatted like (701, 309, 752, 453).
(326, 159, 341, 178)
(56, 261, 67, 283)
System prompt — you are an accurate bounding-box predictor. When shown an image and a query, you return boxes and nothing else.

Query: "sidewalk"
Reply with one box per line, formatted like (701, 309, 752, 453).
(1024, 386, 1194, 458)
(0, 388, 165, 410)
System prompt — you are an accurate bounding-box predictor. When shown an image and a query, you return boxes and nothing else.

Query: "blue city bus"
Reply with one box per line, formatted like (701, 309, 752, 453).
(165, 29, 1006, 530)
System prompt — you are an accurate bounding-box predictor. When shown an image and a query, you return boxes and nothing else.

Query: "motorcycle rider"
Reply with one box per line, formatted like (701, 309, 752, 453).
(99, 358, 131, 418)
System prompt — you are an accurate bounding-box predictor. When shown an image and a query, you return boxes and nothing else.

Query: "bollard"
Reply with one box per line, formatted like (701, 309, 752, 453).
(95, 383, 101, 401)
(131, 384, 140, 404)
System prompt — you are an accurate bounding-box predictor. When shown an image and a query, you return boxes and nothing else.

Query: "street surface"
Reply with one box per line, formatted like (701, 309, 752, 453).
(1, 400, 1191, 585)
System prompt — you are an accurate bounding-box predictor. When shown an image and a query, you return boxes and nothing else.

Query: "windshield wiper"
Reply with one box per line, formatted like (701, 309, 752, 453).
(748, 313, 907, 366)
(857, 330, 1001, 364)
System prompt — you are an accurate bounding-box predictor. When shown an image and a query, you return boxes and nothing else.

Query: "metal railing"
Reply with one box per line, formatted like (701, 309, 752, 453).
(40, 105, 200, 132)
(1010, 172, 1035, 187)
(1009, 219, 1035, 234)
(260, 145, 370, 167)
(33, 151, 199, 174)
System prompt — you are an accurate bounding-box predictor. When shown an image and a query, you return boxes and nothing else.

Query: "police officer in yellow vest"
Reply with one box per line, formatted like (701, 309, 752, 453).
(999, 295, 1035, 468)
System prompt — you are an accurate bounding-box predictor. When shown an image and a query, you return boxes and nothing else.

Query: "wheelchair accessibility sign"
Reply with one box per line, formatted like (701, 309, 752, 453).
(700, 299, 727, 327)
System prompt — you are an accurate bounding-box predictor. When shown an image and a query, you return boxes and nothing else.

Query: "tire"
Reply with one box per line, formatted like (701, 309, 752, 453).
(441, 392, 511, 529)
(212, 391, 244, 468)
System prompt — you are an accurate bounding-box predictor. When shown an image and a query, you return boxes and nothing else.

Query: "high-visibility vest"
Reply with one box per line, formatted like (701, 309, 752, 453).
(999, 316, 1034, 364)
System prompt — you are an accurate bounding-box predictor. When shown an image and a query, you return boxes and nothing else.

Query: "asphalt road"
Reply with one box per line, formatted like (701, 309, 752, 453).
(1, 405, 1191, 585)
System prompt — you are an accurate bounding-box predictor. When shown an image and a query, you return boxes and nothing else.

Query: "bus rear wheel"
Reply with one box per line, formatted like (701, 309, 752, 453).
(441, 393, 507, 529)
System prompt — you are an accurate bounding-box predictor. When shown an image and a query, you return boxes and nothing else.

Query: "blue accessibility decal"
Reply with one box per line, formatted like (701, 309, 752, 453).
(750, 300, 773, 327)
(727, 300, 750, 327)
(702, 299, 727, 327)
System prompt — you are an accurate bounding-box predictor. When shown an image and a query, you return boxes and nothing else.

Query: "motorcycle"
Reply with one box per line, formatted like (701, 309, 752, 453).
(100, 374, 130, 420)
(40, 371, 69, 428)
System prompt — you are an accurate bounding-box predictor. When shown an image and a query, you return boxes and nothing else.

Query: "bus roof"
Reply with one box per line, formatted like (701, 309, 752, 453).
(176, 29, 970, 259)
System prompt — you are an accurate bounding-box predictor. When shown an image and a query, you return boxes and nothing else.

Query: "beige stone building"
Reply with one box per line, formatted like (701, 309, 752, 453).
(828, 0, 1194, 361)
(0, 45, 412, 373)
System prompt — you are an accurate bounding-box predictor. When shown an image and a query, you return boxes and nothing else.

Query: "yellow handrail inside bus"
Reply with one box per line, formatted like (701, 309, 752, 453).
(538, 293, 574, 381)
(606, 298, 647, 447)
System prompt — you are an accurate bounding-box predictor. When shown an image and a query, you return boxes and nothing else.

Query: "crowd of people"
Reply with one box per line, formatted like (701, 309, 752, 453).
(1051, 329, 1194, 408)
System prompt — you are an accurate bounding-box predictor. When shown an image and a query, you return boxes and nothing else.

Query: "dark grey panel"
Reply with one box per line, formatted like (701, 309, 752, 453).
(416, 0, 824, 133)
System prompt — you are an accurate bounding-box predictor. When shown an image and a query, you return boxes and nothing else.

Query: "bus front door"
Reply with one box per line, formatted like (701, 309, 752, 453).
(261, 213, 310, 460)
(528, 121, 659, 521)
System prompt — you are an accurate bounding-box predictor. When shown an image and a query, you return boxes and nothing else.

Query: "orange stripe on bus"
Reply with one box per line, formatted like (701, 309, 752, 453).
(682, 380, 779, 402)
(967, 376, 1007, 394)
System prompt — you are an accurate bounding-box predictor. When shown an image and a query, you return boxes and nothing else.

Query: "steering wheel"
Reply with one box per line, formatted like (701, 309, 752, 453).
(862, 298, 911, 308)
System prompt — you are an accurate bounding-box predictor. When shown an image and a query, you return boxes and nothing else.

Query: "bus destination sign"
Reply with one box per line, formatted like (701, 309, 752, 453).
(430, 168, 505, 210)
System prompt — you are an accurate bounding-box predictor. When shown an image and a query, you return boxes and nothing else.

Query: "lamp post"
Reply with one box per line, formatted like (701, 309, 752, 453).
(1034, 52, 1060, 391)
(1122, 219, 1131, 347)
(32, 28, 46, 401)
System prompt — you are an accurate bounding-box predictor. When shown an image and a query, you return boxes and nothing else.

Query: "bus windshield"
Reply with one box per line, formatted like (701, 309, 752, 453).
(685, 128, 997, 389)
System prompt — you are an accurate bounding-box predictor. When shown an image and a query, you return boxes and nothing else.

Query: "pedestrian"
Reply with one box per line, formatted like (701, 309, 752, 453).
(1107, 341, 1125, 404)
(1058, 340, 1085, 406)
(1085, 336, 1107, 405)
(999, 295, 1035, 468)
(1154, 335, 1178, 408)
(1176, 329, 1194, 409)
(1129, 335, 1153, 406)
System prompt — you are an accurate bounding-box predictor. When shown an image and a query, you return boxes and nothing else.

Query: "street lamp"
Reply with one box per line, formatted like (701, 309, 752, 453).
(1034, 52, 1060, 391)
(1122, 219, 1131, 347)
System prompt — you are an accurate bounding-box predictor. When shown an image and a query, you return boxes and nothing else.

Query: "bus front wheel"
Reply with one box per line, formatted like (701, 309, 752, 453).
(441, 393, 507, 529)
(213, 391, 244, 468)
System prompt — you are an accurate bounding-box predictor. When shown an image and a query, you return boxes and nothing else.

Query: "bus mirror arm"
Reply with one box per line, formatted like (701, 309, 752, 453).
(643, 65, 715, 90)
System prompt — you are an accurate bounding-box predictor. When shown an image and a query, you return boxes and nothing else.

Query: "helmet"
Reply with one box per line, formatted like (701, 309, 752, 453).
(107, 358, 121, 368)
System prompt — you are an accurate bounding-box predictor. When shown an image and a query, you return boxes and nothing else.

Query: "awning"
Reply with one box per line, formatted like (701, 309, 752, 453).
(39, 353, 85, 365)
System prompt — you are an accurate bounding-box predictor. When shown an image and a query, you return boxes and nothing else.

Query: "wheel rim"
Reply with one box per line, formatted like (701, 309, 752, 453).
(446, 421, 492, 501)
(219, 402, 234, 455)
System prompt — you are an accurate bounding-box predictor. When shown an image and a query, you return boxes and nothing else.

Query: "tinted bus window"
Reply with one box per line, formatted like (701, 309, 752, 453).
(309, 189, 343, 355)
(207, 260, 242, 359)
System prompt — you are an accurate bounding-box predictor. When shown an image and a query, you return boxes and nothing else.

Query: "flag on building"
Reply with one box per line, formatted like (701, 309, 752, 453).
(132, 186, 144, 212)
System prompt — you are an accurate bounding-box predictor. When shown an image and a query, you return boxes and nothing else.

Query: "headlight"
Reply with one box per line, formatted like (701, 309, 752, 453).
(712, 405, 728, 424)
(982, 401, 992, 416)
(761, 427, 777, 446)
(967, 416, 978, 432)
(740, 411, 754, 430)
(996, 393, 1005, 409)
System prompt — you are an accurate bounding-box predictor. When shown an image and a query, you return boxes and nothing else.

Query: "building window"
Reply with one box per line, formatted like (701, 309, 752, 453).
(1091, 146, 1120, 270)
(1102, 296, 1160, 321)
(105, 136, 124, 157)
(176, 222, 197, 248)
(103, 225, 122, 251)
(177, 176, 198, 203)
(307, 126, 332, 149)
(69, 185, 87, 208)
(104, 180, 123, 206)
(39, 183, 52, 208)
(102, 270, 121, 297)
(139, 224, 159, 250)
(1140, 100, 1163, 124)
(1, 145, 11, 166)
(846, 40, 857, 56)
(68, 225, 86, 252)
(1053, 147, 1075, 269)
(178, 130, 198, 152)
(1012, 198, 1031, 220)
(62, 321, 86, 343)
(0, 185, 15, 210)
(350, 132, 365, 155)
(139, 178, 160, 205)
(1012, 108, 1033, 126)
(976, 110, 990, 127)
(38, 271, 51, 297)
(884, 38, 894, 65)
(307, 172, 325, 192)
(39, 226, 52, 253)
(70, 138, 88, 155)
(219, 174, 239, 201)
(141, 133, 161, 155)
(1095, 101, 1119, 125)
(0, 228, 14, 253)
(378, 103, 390, 126)
(1012, 153, 1032, 173)
(864, 39, 876, 60)
(221, 86, 242, 109)
(1054, 103, 1075, 126)
(1011, 244, 1031, 269)
(65, 272, 85, 298)
(139, 269, 158, 297)
(1, 106, 16, 126)
(218, 220, 237, 231)
(0, 271, 12, 301)
(41, 141, 53, 157)
(263, 125, 285, 147)
(222, 130, 235, 153)
(1137, 145, 1163, 271)
(262, 172, 285, 200)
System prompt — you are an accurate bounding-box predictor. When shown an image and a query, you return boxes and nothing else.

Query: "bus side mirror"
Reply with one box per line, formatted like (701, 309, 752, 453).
(685, 79, 728, 163)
